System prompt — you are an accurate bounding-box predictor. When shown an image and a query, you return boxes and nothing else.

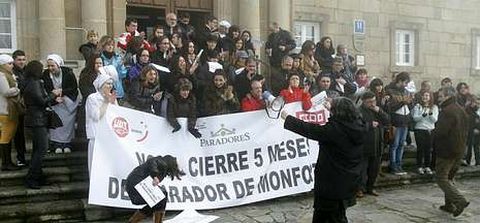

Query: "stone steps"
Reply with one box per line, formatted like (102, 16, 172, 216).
(0, 166, 88, 187)
(0, 198, 133, 223)
(0, 199, 86, 223)
(0, 182, 88, 205)
(24, 151, 87, 168)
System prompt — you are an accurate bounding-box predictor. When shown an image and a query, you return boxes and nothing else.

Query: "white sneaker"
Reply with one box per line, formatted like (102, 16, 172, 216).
(63, 147, 72, 153)
(424, 167, 433, 175)
(417, 167, 425, 175)
(55, 148, 63, 154)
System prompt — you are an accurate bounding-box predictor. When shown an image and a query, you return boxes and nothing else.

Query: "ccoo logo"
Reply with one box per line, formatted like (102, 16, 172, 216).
(112, 117, 129, 138)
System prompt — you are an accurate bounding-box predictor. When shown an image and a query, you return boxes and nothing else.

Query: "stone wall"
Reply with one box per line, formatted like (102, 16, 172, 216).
(293, 0, 480, 92)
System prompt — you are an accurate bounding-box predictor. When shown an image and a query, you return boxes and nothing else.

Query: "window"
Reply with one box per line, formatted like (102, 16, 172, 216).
(293, 21, 320, 51)
(395, 30, 415, 66)
(0, 0, 15, 53)
(476, 36, 480, 70)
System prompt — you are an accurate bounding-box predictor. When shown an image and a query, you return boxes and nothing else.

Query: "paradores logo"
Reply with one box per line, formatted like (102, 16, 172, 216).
(200, 124, 251, 147)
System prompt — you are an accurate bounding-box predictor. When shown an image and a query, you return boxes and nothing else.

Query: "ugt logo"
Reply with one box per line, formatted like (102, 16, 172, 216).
(112, 117, 129, 138)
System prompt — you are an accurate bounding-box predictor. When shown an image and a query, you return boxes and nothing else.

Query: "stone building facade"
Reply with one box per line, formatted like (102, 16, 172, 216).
(2, 0, 480, 91)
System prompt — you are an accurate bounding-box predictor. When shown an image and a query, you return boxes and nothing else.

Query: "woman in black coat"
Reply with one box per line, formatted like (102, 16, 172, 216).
(23, 61, 60, 189)
(282, 97, 367, 223)
(167, 78, 201, 138)
(126, 155, 185, 223)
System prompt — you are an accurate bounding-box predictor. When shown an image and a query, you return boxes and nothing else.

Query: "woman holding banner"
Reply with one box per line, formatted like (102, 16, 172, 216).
(282, 97, 367, 222)
(126, 155, 185, 223)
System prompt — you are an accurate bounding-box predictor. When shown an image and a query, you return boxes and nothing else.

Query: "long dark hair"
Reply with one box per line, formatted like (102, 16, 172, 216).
(79, 53, 101, 86)
(24, 60, 44, 79)
(330, 97, 361, 122)
(317, 36, 334, 53)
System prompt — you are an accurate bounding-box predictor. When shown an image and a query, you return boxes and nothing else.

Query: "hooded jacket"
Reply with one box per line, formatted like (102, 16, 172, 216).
(284, 115, 367, 205)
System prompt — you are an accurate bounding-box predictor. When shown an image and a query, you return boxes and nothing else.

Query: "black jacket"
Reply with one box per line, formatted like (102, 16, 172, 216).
(13, 65, 26, 93)
(314, 45, 335, 72)
(201, 85, 240, 117)
(22, 78, 55, 127)
(78, 70, 97, 105)
(359, 105, 390, 157)
(385, 82, 413, 127)
(42, 67, 78, 104)
(125, 156, 173, 205)
(284, 115, 367, 205)
(167, 95, 197, 130)
(234, 70, 253, 101)
(265, 29, 296, 67)
(78, 42, 97, 61)
(127, 79, 161, 113)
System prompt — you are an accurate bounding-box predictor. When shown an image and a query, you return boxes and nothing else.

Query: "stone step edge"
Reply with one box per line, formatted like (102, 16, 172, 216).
(0, 166, 87, 180)
(0, 181, 89, 199)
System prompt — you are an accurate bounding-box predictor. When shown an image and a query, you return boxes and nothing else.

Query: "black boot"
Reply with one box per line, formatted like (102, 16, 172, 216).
(1, 143, 20, 171)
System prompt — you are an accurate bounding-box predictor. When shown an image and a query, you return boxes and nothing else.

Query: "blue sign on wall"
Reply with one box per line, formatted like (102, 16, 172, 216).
(354, 19, 365, 34)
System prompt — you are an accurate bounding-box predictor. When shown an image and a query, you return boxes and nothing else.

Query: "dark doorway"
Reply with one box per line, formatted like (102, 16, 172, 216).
(177, 10, 211, 33)
(126, 6, 166, 38)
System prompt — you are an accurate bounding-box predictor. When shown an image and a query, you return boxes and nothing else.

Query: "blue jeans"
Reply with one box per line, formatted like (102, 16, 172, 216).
(389, 127, 408, 171)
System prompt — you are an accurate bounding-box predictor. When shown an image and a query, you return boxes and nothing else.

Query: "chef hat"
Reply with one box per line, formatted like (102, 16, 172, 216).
(93, 73, 113, 91)
(219, 20, 231, 29)
(46, 54, 64, 67)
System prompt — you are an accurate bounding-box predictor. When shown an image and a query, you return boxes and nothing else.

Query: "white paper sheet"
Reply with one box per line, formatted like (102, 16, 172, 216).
(151, 63, 171, 73)
(134, 176, 165, 208)
(164, 209, 219, 223)
(207, 62, 223, 73)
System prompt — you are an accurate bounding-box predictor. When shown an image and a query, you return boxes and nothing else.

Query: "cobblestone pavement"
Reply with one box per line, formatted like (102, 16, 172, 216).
(103, 178, 480, 222)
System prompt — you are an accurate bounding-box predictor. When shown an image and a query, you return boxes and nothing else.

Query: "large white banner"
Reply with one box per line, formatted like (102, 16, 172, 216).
(89, 95, 329, 210)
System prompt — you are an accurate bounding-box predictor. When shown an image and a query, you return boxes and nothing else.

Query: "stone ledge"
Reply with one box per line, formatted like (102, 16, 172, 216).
(0, 166, 88, 187)
(0, 182, 88, 205)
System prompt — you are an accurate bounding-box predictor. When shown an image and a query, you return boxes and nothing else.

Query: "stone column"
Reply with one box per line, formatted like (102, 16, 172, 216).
(238, 0, 261, 40)
(269, 0, 291, 30)
(110, 0, 127, 36)
(38, 0, 67, 59)
(81, 0, 107, 36)
(213, 0, 236, 24)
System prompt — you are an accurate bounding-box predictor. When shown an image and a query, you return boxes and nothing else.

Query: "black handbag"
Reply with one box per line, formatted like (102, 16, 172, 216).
(45, 107, 63, 129)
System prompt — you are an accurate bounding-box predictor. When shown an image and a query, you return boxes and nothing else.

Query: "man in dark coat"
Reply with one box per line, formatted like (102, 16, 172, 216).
(358, 91, 390, 197)
(271, 55, 293, 95)
(433, 86, 470, 217)
(12, 50, 28, 166)
(234, 58, 257, 100)
(265, 22, 296, 69)
(126, 155, 185, 223)
(283, 97, 367, 222)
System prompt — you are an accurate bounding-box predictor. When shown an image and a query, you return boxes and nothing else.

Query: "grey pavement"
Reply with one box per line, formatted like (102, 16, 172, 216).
(100, 177, 480, 223)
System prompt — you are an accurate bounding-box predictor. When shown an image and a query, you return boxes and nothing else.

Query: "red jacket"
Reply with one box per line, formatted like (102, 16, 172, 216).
(280, 87, 312, 110)
(117, 32, 155, 52)
(241, 96, 265, 112)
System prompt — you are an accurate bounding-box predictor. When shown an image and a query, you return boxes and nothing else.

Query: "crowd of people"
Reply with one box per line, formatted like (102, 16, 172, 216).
(0, 12, 477, 222)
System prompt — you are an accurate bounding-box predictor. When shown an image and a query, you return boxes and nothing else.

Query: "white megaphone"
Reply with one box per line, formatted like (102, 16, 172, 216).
(263, 91, 285, 119)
